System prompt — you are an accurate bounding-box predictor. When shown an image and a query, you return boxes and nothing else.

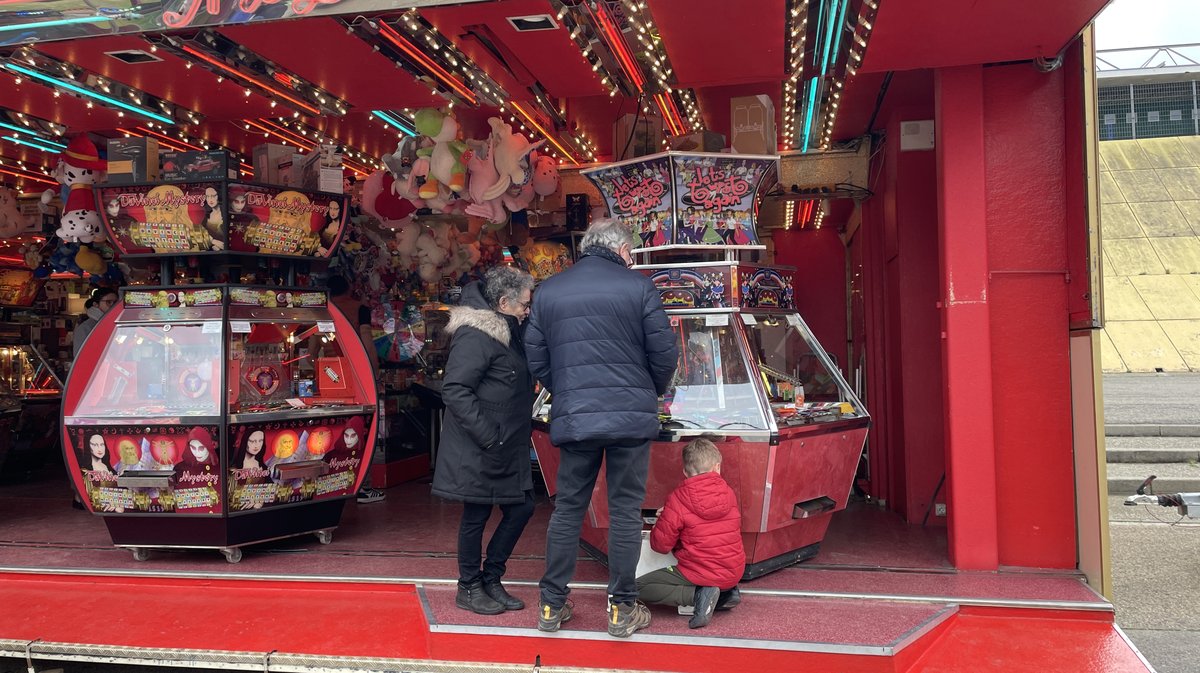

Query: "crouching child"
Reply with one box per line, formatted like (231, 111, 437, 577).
(636, 437, 745, 628)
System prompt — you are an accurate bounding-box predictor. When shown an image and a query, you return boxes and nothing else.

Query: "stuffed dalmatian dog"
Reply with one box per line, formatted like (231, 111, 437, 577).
(52, 136, 107, 244)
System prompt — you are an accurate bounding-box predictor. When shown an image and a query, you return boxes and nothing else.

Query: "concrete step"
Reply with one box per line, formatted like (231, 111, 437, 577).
(1106, 424, 1200, 437)
(1106, 447, 1200, 463)
(1106, 462, 1200, 495)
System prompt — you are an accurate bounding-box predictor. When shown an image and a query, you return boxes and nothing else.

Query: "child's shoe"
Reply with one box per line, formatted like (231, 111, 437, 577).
(608, 600, 651, 638)
(689, 586, 720, 629)
(716, 586, 742, 611)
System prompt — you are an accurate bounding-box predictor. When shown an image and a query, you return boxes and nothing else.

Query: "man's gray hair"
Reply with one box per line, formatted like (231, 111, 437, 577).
(483, 265, 535, 309)
(580, 217, 633, 253)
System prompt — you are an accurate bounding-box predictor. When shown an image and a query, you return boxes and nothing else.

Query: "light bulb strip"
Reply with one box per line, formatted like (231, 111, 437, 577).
(176, 44, 321, 117)
(3, 62, 175, 125)
(374, 22, 479, 106)
(508, 102, 581, 165)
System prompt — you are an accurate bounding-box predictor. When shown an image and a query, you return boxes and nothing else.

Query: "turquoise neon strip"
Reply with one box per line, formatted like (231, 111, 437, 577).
(813, 0, 827, 69)
(819, 0, 844, 77)
(0, 120, 65, 148)
(829, 0, 851, 69)
(3, 63, 174, 125)
(0, 15, 110, 33)
(800, 78, 818, 152)
(372, 110, 416, 137)
(2, 134, 64, 153)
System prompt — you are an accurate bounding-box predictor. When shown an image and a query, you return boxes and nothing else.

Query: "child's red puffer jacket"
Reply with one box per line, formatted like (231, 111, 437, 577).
(650, 471, 745, 590)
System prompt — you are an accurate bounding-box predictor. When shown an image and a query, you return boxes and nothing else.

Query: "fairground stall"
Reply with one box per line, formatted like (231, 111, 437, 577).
(533, 152, 871, 579)
(0, 0, 1139, 671)
(60, 174, 378, 562)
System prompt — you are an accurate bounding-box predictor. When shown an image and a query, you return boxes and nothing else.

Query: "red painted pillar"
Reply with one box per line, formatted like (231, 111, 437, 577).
(934, 66, 998, 570)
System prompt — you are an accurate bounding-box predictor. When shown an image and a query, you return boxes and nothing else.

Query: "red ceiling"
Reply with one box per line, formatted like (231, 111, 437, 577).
(862, 0, 1112, 73)
(0, 0, 1111, 181)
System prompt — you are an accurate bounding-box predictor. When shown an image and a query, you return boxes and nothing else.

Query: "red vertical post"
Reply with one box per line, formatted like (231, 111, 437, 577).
(934, 65, 998, 569)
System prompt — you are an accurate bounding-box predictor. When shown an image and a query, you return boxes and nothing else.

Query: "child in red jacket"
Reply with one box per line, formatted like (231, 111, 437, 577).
(637, 438, 745, 628)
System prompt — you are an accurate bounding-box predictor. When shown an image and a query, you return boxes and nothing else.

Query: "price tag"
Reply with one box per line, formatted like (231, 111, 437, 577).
(231, 321, 252, 333)
(202, 321, 222, 334)
(741, 314, 757, 325)
(705, 314, 729, 327)
(317, 321, 336, 334)
(786, 314, 802, 327)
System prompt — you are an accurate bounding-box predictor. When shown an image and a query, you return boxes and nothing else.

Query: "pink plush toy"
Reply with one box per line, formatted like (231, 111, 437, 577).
(464, 137, 507, 224)
(0, 188, 29, 239)
(481, 117, 545, 202)
(530, 151, 560, 197)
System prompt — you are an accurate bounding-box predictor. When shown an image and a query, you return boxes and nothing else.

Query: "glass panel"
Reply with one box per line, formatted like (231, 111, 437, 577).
(74, 323, 223, 417)
(660, 316, 768, 431)
(229, 319, 367, 413)
(743, 315, 865, 426)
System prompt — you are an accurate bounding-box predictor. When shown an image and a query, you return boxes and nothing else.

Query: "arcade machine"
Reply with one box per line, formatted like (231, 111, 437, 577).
(61, 176, 377, 563)
(530, 152, 870, 577)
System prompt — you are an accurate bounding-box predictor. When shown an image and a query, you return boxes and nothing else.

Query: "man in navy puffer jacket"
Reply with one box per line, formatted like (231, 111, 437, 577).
(526, 218, 678, 638)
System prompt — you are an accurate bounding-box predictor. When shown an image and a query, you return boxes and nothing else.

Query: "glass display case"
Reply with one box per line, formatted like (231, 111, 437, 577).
(61, 285, 377, 562)
(531, 261, 869, 578)
(0, 342, 64, 400)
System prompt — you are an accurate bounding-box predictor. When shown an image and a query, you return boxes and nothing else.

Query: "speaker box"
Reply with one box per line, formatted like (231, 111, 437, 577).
(566, 193, 589, 231)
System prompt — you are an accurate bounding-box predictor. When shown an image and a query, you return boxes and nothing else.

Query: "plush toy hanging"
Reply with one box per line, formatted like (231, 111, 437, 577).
(54, 136, 107, 244)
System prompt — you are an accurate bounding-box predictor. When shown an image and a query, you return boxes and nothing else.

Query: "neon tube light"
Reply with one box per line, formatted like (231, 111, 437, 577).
(244, 119, 313, 152)
(376, 23, 478, 106)
(253, 119, 316, 151)
(178, 45, 320, 116)
(653, 93, 686, 136)
(3, 63, 174, 124)
(0, 166, 56, 185)
(2, 134, 62, 153)
(372, 110, 416, 137)
(509, 102, 580, 165)
(0, 15, 110, 33)
(587, 2, 644, 93)
(0, 120, 65, 148)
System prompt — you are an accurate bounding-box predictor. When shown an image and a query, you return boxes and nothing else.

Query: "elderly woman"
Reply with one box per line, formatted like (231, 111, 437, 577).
(432, 266, 536, 616)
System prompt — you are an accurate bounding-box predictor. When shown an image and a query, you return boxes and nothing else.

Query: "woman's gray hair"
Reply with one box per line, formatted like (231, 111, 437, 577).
(580, 217, 633, 253)
(483, 266, 535, 309)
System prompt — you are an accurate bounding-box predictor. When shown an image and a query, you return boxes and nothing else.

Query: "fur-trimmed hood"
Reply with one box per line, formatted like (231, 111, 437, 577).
(445, 281, 510, 345)
(446, 305, 510, 346)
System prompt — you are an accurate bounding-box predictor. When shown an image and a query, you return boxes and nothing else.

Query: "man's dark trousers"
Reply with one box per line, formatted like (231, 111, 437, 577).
(539, 437, 651, 607)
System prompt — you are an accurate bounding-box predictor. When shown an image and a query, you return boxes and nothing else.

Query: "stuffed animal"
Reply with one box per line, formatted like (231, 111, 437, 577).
(0, 188, 29, 239)
(530, 150, 561, 197)
(482, 117, 545, 202)
(54, 136, 107, 243)
(413, 108, 468, 198)
(464, 138, 507, 224)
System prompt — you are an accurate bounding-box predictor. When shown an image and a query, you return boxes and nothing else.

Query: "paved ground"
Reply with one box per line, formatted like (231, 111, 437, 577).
(1106, 373, 1200, 673)
(1104, 373, 1200, 426)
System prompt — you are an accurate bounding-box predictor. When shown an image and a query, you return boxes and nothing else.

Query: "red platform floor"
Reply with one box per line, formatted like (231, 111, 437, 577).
(0, 471, 1153, 672)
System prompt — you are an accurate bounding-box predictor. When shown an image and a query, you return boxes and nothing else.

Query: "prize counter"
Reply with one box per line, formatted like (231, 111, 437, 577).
(531, 261, 870, 579)
(61, 285, 378, 562)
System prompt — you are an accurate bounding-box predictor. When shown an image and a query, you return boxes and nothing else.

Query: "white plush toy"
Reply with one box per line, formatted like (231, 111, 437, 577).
(54, 136, 107, 243)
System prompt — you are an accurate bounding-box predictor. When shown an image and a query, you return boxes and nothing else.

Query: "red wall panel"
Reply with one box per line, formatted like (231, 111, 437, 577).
(772, 227, 848, 372)
(982, 64, 1077, 568)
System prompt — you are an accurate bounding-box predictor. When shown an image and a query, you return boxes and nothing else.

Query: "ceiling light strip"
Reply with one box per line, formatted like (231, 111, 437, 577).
(3, 63, 174, 125)
(508, 102, 580, 165)
(0, 15, 110, 33)
(0, 165, 56, 185)
(178, 45, 320, 116)
(375, 22, 478, 106)
(1, 134, 63, 153)
(587, 2, 645, 93)
(0, 119, 65, 148)
(372, 110, 417, 137)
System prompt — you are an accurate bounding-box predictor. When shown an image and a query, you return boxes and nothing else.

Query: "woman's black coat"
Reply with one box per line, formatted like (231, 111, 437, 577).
(431, 283, 534, 505)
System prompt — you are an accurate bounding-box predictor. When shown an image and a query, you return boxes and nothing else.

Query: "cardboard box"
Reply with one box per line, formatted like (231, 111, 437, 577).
(277, 153, 306, 187)
(668, 130, 726, 152)
(300, 151, 343, 193)
(613, 113, 665, 160)
(730, 95, 777, 155)
(251, 143, 292, 184)
(106, 137, 159, 184)
(161, 150, 238, 182)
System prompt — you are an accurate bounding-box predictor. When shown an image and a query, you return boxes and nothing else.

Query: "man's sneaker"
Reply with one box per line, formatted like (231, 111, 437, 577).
(715, 586, 742, 611)
(689, 586, 719, 629)
(356, 488, 385, 504)
(607, 601, 651, 638)
(537, 600, 572, 632)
